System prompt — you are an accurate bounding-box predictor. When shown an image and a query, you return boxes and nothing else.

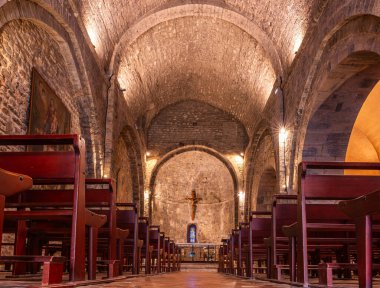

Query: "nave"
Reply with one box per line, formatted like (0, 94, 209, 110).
(68, 271, 291, 288)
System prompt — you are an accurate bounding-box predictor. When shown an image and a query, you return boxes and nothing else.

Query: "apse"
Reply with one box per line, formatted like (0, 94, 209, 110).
(151, 150, 235, 243)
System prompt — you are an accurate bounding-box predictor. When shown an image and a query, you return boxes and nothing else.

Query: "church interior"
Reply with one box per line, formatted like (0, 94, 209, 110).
(1, 0, 380, 287)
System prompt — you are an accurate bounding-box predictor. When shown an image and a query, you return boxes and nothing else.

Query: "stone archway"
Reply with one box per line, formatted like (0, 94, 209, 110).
(150, 149, 236, 243)
(256, 167, 277, 211)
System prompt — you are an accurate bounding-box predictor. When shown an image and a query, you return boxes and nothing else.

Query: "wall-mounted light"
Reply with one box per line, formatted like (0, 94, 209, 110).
(103, 174, 108, 178)
(238, 191, 245, 202)
(144, 190, 150, 200)
(240, 152, 244, 157)
(234, 154, 244, 165)
(146, 151, 151, 157)
(279, 127, 288, 143)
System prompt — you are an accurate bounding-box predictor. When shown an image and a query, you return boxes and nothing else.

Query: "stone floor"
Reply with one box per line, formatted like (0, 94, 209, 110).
(85, 271, 294, 288)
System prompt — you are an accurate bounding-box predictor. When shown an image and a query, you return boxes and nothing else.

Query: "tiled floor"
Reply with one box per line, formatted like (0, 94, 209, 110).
(85, 271, 294, 288)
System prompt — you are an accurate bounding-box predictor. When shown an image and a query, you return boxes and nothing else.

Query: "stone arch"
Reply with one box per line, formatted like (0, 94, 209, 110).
(109, 3, 283, 77)
(302, 58, 380, 163)
(117, 126, 145, 214)
(244, 121, 277, 217)
(290, 14, 380, 189)
(149, 145, 239, 226)
(256, 166, 277, 211)
(0, 0, 101, 176)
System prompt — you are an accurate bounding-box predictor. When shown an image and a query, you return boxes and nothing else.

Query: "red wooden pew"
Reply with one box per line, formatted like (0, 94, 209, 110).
(138, 217, 152, 274)
(287, 161, 380, 287)
(0, 134, 93, 282)
(247, 211, 272, 278)
(149, 225, 161, 273)
(116, 203, 140, 274)
(339, 188, 380, 288)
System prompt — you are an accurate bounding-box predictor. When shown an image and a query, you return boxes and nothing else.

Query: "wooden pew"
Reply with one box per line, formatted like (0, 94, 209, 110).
(138, 217, 152, 274)
(116, 203, 140, 274)
(219, 238, 229, 273)
(0, 168, 32, 253)
(164, 237, 170, 272)
(339, 188, 380, 288)
(269, 195, 297, 281)
(169, 241, 180, 272)
(0, 168, 65, 285)
(83, 178, 129, 278)
(176, 244, 181, 271)
(159, 232, 165, 272)
(247, 211, 272, 278)
(149, 225, 161, 273)
(10, 178, 127, 279)
(0, 134, 95, 282)
(287, 161, 380, 287)
(228, 229, 240, 275)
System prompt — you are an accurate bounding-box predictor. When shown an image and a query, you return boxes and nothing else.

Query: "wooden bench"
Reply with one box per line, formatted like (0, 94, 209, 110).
(228, 229, 240, 275)
(269, 194, 297, 281)
(138, 217, 153, 274)
(164, 237, 171, 272)
(248, 212, 272, 278)
(116, 203, 140, 274)
(84, 179, 129, 278)
(149, 225, 161, 274)
(339, 188, 380, 287)
(287, 161, 380, 287)
(0, 168, 32, 253)
(0, 134, 105, 282)
(159, 232, 166, 272)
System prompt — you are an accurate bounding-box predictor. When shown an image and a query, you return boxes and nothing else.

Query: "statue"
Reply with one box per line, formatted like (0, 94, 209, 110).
(185, 189, 202, 221)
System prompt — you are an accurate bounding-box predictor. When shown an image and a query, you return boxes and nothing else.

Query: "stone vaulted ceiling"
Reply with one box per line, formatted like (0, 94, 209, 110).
(75, 0, 325, 132)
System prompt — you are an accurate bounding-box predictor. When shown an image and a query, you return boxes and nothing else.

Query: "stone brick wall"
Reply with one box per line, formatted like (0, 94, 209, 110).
(112, 136, 134, 203)
(152, 151, 234, 243)
(0, 19, 80, 138)
(250, 134, 277, 211)
(148, 100, 248, 156)
(303, 63, 380, 163)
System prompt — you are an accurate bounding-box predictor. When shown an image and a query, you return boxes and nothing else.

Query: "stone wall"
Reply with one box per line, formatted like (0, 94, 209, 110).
(152, 151, 234, 243)
(148, 101, 248, 156)
(250, 134, 277, 211)
(112, 136, 134, 203)
(0, 19, 80, 140)
(303, 64, 380, 163)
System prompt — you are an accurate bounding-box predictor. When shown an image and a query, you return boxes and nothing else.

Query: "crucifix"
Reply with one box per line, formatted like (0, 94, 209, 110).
(185, 189, 202, 221)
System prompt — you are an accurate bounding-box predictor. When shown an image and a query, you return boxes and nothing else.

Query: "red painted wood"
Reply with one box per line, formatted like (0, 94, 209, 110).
(0, 134, 86, 282)
(116, 203, 139, 274)
(296, 161, 380, 286)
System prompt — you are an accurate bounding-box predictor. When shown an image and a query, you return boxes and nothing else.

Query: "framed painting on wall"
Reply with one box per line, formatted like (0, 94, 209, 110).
(28, 68, 71, 150)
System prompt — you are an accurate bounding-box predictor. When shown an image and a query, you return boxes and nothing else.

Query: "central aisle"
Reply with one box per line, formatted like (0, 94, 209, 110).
(87, 271, 294, 288)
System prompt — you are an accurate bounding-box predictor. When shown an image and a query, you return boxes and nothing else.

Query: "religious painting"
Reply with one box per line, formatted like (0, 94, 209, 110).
(28, 69, 71, 148)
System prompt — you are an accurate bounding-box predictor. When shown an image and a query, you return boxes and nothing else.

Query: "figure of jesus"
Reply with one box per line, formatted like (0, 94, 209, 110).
(185, 189, 202, 221)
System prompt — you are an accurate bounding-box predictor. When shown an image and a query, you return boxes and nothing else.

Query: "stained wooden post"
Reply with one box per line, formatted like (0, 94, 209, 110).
(356, 215, 372, 288)
(70, 136, 86, 281)
(88, 226, 98, 280)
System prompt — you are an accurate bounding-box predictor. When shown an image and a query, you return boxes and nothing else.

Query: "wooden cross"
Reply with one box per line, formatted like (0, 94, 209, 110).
(185, 189, 203, 221)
